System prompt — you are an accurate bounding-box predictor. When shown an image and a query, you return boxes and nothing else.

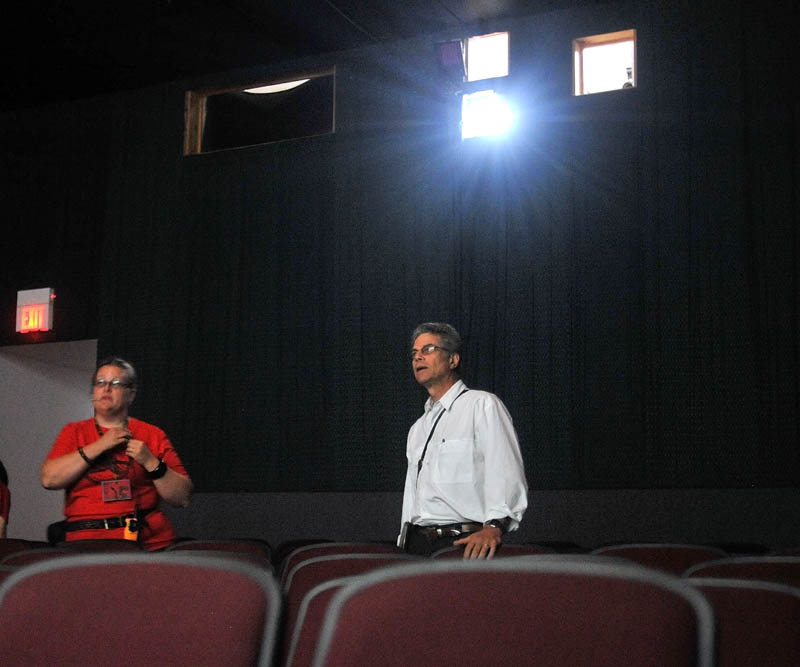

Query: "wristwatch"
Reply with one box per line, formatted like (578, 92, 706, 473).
(484, 518, 510, 534)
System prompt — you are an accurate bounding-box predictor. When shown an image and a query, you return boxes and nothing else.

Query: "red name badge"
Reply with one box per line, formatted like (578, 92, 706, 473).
(102, 479, 132, 502)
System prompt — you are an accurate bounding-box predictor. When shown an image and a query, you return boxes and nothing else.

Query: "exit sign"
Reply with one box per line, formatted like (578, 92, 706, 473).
(16, 288, 55, 333)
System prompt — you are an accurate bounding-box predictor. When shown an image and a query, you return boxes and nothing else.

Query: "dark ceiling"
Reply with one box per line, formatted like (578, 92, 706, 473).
(2, 0, 576, 112)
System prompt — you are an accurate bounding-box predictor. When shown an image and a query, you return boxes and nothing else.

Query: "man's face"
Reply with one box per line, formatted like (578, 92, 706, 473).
(411, 333, 458, 388)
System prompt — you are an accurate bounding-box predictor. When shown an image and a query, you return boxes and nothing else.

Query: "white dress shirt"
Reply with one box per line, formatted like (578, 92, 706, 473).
(399, 379, 528, 541)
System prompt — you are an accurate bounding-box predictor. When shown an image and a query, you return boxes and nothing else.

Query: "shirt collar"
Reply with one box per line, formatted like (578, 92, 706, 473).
(424, 378, 467, 413)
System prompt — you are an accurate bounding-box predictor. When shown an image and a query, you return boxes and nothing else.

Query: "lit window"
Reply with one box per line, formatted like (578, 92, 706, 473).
(465, 32, 509, 82)
(461, 90, 514, 140)
(184, 71, 334, 155)
(573, 29, 636, 95)
(457, 32, 512, 139)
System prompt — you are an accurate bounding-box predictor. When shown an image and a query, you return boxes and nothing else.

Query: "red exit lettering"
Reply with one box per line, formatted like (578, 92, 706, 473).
(20, 304, 49, 332)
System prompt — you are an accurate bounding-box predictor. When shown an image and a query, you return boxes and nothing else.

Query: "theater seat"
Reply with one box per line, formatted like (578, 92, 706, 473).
(687, 578, 800, 667)
(431, 542, 557, 558)
(279, 541, 403, 586)
(683, 556, 800, 587)
(282, 553, 419, 665)
(312, 558, 714, 666)
(0, 553, 281, 666)
(0, 547, 77, 566)
(589, 542, 729, 575)
(0, 538, 46, 559)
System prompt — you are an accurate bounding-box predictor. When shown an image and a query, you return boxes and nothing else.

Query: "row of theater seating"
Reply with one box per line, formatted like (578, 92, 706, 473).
(1, 537, 799, 665)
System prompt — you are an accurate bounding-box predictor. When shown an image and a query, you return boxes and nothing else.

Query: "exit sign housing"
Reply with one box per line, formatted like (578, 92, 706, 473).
(16, 288, 55, 333)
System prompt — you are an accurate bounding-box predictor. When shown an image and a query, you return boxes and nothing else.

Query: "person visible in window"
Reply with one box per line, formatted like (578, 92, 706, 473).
(0, 459, 10, 538)
(399, 322, 528, 558)
(41, 357, 192, 550)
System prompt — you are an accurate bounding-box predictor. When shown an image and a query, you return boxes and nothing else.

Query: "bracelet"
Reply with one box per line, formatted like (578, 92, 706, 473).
(77, 447, 95, 465)
(146, 459, 168, 480)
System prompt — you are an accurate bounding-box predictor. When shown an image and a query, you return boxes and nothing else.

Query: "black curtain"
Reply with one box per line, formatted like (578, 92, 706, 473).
(73, 1, 797, 491)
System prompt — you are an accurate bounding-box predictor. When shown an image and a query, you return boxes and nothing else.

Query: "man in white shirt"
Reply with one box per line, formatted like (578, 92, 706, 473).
(399, 322, 528, 558)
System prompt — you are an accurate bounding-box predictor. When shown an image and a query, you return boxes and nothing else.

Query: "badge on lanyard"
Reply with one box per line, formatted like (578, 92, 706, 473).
(101, 478, 132, 502)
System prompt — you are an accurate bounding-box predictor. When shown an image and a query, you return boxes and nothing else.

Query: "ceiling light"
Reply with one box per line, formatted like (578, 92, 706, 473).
(244, 79, 310, 94)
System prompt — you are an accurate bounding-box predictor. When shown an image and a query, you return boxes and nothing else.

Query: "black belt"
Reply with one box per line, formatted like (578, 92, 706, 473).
(411, 522, 483, 539)
(64, 509, 153, 532)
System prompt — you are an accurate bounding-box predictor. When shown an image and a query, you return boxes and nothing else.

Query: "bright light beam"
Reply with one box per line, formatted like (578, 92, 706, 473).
(461, 90, 515, 140)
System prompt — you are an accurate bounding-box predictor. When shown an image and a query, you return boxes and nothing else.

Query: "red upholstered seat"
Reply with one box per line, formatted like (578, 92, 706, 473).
(431, 542, 557, 558)
(312, 559, 715, 666)
(590, 542, 729, 575)
(683, 556, 800, 587)
(0, 538, 47, 559)
(165, 539, 274, 571)
(279, 541, 403, 586)
(167, 537, 271, 558)
(0, 553, 280, 666)
(0, 547, 77, 566)
(687, 578, 800, 667)
(284, 578, 349, 667)
(0, 565, 15, 585)
(281, 553, 419, 665)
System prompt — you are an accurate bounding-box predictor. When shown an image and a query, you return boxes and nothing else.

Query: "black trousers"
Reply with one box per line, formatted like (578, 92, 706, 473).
(404, 527, 477, 557)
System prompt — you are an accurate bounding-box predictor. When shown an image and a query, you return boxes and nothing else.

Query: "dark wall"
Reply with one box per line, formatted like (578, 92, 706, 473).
(2, 1, 797, 494)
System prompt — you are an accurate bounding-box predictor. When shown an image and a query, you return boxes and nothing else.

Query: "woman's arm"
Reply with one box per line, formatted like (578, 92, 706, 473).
(41, 427, 131, 490)
(152, 468, 193, 507)
(126, 439, 193, 507)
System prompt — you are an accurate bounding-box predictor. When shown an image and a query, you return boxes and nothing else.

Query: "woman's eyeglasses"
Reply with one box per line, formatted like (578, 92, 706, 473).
(93, 379, 131, 390)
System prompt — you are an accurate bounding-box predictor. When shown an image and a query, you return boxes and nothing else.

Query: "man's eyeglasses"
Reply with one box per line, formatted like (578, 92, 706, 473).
(409, 344, 450, 360)
(93, 379, 132, 390)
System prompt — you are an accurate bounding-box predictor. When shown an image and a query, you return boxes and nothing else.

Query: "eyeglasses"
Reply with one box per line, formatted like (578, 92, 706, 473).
(93, 379, 132, 390)
(409, 344, 450, 360)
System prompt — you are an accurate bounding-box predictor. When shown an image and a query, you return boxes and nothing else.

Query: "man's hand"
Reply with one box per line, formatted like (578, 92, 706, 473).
(453, 525, 502, 559)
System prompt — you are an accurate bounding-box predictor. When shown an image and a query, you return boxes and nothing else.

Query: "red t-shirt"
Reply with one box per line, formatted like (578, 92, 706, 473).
(46, 417, 190, 550)
(0, 482, 10, 522)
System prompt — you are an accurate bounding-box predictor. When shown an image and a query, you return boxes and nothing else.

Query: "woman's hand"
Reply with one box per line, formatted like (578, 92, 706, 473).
(97, 426, 132, 453)
(125, 439, 158, 470)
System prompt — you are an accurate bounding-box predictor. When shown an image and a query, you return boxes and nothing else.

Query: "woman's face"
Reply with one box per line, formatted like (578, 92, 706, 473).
(92, 364, 135, 414)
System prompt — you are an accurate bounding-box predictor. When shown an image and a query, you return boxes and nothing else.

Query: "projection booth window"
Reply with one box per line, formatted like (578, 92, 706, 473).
(184, 71, 335, 155)
(573, 29, 636, 95)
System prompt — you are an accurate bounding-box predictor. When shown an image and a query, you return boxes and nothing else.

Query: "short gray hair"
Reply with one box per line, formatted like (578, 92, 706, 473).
(93, 356, 137, 390)
(410, 322, 463, 356)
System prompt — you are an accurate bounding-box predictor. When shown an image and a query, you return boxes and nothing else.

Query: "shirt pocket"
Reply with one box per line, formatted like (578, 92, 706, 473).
(432, 438, 475, 483)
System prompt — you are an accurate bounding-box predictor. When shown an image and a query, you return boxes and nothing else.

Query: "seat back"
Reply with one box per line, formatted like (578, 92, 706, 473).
(284, 578, 350, 667)
(431, 542, 557, 558)
(684, 556, 800, 587)
(0, 547, 78, 566)
(282, 553, 419, 663)
(687, 578, 800, 667)
(0, 538, 45, 559)
(312, 559, 714, 667)
(279, 542, 402, 586)
(167, 538, 271, 559)
(590, 543, 728, 575)
(0, 565, 15, 585)
(0, 553, 281, 666)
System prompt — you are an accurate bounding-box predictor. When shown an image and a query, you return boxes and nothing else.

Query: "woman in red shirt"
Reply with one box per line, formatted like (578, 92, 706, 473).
(42, 357, 193, 550)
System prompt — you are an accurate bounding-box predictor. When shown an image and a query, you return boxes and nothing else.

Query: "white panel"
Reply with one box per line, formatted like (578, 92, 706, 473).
(0, 340, 97, 540)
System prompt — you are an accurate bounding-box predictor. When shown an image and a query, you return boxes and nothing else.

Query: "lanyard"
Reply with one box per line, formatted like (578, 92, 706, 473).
(416, 389, 468, 478)
(91, 418, 131, 481)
